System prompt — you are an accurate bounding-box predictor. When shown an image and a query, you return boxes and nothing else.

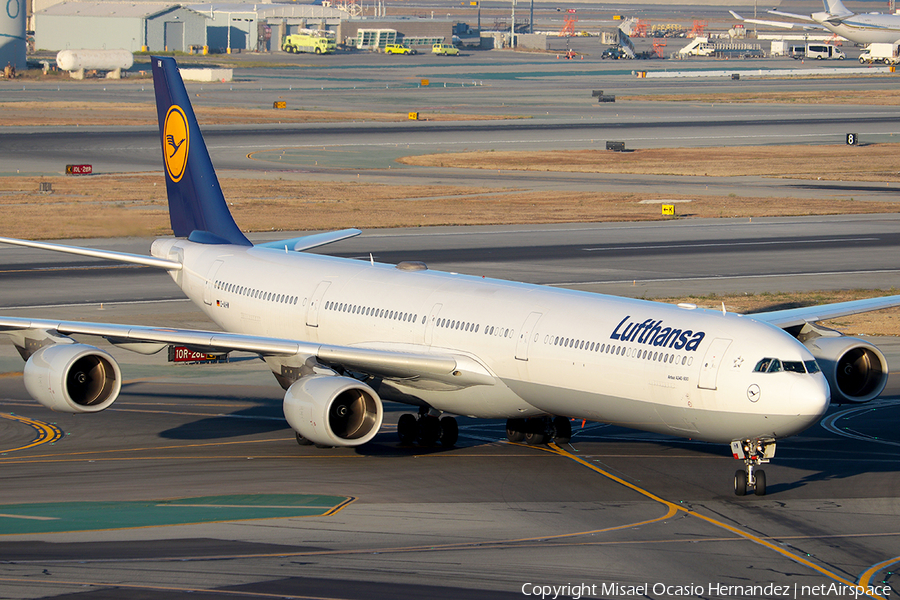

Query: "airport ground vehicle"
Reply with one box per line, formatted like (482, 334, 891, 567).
(432, 43, 459, 56)
(282, 31, 336, 54)
(384, 43, 416, 55)
(791, 44, 845, 59)
(859, 42, 900, 64)
(601, 46, 628, 59)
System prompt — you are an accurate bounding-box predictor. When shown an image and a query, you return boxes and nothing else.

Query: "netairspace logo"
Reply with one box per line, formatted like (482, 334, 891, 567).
(519, 582, 893, 599)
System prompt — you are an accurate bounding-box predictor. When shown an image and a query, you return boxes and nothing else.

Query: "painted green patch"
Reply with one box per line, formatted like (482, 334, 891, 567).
(0, 494, 352, 535)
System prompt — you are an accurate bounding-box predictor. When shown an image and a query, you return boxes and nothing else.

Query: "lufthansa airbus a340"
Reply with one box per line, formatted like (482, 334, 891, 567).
(732, 0, 900, 45)
(1, 57, 896, 496)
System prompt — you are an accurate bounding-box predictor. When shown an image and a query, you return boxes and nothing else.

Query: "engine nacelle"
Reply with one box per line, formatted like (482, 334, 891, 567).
(283, 375, 383, 447)
(803, 336, 888, 404)
(24, 344, 122, 413)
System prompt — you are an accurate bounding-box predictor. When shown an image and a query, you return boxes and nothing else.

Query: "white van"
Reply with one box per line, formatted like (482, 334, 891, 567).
(805, 44, 845, 60)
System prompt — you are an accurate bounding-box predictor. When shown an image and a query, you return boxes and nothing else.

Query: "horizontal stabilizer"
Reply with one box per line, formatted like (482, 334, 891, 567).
(0, 237, 183, 270)
(255, 229, 362, 252)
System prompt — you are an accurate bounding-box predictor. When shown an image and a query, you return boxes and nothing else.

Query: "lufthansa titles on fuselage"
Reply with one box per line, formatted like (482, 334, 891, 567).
(609, 316, 706, 351)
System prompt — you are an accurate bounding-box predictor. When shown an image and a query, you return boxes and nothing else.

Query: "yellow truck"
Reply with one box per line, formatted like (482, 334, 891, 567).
(282, 31, 336, 54)
(384, 43, 416, 55)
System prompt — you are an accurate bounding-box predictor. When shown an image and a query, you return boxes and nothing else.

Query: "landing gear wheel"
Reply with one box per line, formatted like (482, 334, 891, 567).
(552, 416, 572, 444)
(296, 432, 314, 446)
(506, 418, 526, 442)
(397, 413, 417, 445)
(754, 470, 767, 496)
(523, 420, 546, 445)
(734, 470, 747, 496)
(440, 416, 458, 447)
(418, 415, 441, 447)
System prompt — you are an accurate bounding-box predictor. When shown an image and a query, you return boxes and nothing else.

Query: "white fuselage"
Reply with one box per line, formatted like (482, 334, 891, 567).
(815, 13, 900, 44)
(154, 239, 831, 445)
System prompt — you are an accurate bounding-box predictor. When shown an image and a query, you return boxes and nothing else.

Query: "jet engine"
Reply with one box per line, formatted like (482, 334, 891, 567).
(803, 336, 888, 404)
(283, 375, 383, 447)
(23, 344, 122, 413)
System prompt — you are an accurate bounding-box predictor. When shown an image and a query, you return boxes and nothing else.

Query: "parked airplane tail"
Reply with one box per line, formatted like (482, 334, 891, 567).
(151, 57, 251, 246)
(823, 0, 854, 17)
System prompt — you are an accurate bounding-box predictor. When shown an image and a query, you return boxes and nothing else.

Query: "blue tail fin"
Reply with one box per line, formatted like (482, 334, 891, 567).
(151, 57, 251, 246)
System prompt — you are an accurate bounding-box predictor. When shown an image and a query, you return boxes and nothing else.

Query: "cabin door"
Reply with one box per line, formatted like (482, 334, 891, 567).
(203, 260, 224, 306)
(697, 338, 732, 390)
(515, 312, 543, 361)
(306, 281, 331, 327)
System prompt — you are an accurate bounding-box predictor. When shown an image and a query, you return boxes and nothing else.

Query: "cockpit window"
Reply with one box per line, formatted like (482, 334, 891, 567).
(755, 358, 819, 374)
(783, 361, 806, 373)
(754, 358, 785, 373)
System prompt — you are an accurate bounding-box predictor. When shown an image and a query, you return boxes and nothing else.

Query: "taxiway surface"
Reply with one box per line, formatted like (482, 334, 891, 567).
(0, 220, 898, 600)
(1, 52, 899, 600)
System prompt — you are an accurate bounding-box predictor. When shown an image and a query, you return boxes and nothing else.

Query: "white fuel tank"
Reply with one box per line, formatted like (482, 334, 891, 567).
(56, 49, 134, 72)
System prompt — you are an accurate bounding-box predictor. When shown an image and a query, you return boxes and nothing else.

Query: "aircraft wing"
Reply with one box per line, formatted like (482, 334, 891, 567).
(730, 11, 801, 29)
(731, 9, 826, 30)
(0, 316, 461, 381)
(767, 9, 818, 22)
(750, 295, 900, 329)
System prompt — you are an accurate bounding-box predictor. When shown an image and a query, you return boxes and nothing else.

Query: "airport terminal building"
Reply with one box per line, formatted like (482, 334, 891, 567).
(34, 2, 209, 52)
(31, 0, 454, 53)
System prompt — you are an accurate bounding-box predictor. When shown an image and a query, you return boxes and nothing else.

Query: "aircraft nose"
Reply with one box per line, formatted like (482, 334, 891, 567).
(790, 375, 831, 423)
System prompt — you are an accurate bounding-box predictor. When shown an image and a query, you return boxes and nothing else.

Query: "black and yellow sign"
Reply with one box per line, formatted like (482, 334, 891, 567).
(163, 105, 189, 183)
(408, 112, 419, 120)
(662, 204, 675, 216)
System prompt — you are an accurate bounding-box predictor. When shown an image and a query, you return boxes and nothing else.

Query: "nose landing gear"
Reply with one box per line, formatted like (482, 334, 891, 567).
(731, 439, 775, 496)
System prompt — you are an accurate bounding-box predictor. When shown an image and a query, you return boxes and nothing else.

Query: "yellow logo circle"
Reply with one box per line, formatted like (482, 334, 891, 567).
(163, 106, 189, 182)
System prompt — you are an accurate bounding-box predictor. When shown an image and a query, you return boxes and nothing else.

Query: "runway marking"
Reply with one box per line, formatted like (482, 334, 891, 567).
(550, 268, 900, 287)
(1, 545, 898, 600)
(0, 494, 356, 536)
(0, 413, 63, 453)
(582, 237, 879, 252)
(0, 576, 348, 599)
(0, 298, 191, 310)
(859, 555, 900, 591)
(0, 264, 145, 274)
(821, 401, 900, 448)
(240, 130, 900, 153)
(0, 436, 297, 463)
(541, 442, 888, 600)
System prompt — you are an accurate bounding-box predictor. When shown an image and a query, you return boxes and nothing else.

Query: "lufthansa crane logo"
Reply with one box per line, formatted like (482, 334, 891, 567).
(163, 105, 189, 182)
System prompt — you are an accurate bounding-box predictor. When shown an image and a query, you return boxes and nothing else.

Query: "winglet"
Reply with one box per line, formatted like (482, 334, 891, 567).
(151, 57, 251, 247)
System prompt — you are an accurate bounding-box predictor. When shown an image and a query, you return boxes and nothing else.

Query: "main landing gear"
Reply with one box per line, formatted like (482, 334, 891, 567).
(397, 408, 458, 447)
(505, 416, 572, 445)
(731, 438, 775, 496)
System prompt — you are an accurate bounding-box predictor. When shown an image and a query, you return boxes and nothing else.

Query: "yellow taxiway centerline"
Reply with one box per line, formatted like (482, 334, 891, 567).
(543, 442, 888, 600)
(0, 413, 62, 453)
